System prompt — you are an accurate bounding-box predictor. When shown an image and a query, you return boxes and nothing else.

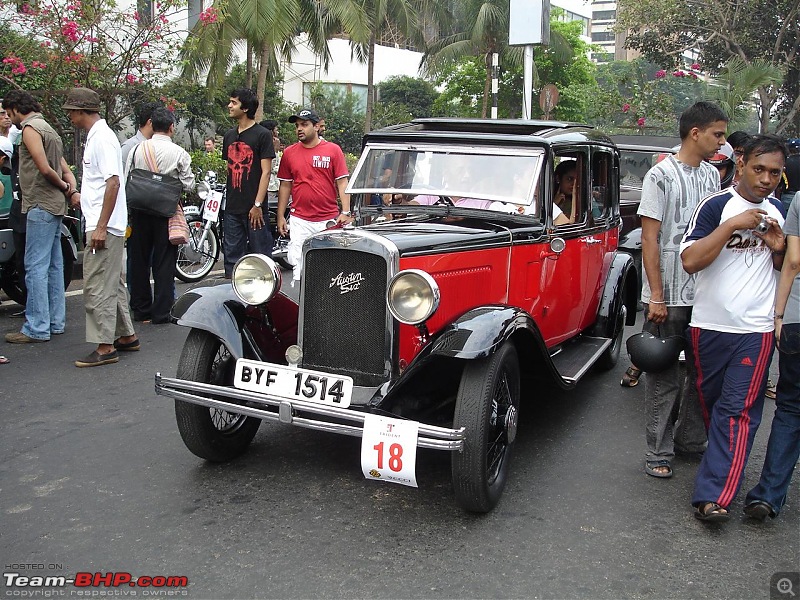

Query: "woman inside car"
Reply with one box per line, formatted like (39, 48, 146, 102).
(553, 160, 578, 223)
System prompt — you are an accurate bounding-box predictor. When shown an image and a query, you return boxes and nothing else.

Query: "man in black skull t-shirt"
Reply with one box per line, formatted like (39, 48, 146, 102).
(221, 88, 275, 277)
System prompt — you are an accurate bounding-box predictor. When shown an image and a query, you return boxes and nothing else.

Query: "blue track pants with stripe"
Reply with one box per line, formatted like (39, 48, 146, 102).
(688, 327, 774, 509)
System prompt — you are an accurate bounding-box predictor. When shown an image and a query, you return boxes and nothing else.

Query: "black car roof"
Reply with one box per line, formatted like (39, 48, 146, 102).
(365, 118, 616, 149)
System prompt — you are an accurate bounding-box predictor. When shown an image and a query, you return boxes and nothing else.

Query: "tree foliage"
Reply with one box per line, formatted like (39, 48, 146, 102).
(430, 11, 596, 121)
(616, 0, 799, 133)
(378, 75, 438, 118)
(0, 0, 185, 136)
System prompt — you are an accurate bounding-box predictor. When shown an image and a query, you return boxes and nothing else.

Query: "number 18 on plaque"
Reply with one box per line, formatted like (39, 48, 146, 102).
(361, 414, 419, 488)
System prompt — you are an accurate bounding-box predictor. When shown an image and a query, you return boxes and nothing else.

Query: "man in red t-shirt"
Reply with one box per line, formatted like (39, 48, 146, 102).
(277, 108, 351, 285)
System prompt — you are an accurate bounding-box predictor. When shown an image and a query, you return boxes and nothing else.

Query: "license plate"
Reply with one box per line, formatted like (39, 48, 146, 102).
(233, 359, 353, 408)
(203, 191, 223, 222)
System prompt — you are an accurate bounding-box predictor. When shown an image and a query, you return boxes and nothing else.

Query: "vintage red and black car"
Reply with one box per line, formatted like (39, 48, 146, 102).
(155, 119, 639, 513)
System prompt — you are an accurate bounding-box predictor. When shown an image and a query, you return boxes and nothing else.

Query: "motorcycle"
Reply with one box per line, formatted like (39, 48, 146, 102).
(0, 214, 80, 306)
(175, 172, 223, 283)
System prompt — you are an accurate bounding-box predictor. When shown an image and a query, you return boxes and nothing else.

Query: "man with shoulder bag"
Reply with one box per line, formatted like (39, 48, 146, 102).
(124, 107, 194, 324)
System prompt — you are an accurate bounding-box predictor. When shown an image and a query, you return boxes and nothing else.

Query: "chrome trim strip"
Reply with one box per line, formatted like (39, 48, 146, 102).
(155, 374, 465, 451)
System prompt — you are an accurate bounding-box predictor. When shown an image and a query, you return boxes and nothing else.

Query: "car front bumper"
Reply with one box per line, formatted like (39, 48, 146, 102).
(155, 374, 465, 451)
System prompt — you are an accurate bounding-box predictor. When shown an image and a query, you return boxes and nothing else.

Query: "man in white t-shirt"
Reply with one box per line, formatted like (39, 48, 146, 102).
(680, 134, 788, 522)
(64, 88, 138, 368)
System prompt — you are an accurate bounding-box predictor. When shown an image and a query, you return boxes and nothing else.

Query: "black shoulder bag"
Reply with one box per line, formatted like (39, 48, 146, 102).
(125, 142, 182, 217)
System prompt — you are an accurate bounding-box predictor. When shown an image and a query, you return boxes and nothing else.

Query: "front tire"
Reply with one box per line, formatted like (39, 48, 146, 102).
(452, 342, 520, 513)
(175, 217, 219, 283)
(174, 329, 260, 462)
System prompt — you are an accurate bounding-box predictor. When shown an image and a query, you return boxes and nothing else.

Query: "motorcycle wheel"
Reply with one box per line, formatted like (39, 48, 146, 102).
(2, 235, 75, 306)
(175, 216, 219, 283)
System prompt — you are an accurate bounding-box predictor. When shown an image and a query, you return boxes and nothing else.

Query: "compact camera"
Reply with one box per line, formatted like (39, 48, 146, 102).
(755, 216, 770, 235)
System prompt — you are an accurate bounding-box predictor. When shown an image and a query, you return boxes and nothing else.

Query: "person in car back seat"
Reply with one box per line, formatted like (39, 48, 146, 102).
(553, 161, 578, 223)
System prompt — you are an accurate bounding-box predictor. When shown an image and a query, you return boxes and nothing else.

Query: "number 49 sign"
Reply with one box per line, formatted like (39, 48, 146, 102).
(360, 414, 419, 488)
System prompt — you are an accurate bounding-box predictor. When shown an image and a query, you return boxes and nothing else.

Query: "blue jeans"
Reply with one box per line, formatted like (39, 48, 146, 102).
(745, 323, 800, 516)
(223, 212, 273, 277)
(22, 206, 65, 340)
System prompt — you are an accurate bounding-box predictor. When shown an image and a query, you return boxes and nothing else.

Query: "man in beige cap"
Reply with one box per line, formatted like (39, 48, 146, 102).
(63, 88, 138, 367)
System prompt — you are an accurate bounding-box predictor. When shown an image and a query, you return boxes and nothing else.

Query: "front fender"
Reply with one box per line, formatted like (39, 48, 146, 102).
(171, 285, 249, 359)
(592, 252, 637, 338)
(426, 305, 540, 360)
(373, 306, 565, 408)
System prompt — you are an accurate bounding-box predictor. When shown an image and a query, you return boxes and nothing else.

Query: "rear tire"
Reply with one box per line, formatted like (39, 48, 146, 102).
(174, 329, 260, 462)
(452, 342, 520, 513)
(598, 305, 626, 370)
(175, 217, 219, 283)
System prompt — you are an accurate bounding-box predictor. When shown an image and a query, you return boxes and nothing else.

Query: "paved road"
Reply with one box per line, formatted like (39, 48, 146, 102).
(1, 276, 797, 600)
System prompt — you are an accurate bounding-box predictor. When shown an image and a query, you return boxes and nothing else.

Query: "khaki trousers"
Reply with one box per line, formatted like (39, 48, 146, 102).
(82, 233, 135, 344)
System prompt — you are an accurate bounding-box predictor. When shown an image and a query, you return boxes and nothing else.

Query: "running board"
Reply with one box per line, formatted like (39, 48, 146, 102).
(550, 336, 612, 383)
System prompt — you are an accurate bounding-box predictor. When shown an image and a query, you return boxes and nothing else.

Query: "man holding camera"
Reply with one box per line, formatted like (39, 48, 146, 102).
(680, 134, 788, 522)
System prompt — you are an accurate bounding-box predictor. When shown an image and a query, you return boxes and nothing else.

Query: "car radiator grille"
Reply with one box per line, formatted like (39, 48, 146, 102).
(302, 248, 388, 386)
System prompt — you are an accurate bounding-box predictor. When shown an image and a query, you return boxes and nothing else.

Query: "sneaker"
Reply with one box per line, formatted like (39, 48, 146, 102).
(5, 332, 48, 344)
(75, 350, 119, 368)
(765, 379, 777, 399)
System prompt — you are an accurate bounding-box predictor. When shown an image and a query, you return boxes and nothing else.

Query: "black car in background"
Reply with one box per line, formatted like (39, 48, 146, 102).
(612, 135, 679, 294)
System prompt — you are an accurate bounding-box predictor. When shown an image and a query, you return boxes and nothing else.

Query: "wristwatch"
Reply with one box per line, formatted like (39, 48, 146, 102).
(341, 210, 352, 216)
(254, 201, 262, 208)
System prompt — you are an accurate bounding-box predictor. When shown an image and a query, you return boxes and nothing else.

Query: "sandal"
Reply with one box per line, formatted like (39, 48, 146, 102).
(645, 459, 673, 478)
(621, 366, 642, 387)
(695, 502, 730, 523)
(0, 356, 8, 364)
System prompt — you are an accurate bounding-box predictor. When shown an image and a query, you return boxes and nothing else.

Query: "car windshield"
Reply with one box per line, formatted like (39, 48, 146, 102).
(348, 143, 544, 214)
(620, 149, 673, 188)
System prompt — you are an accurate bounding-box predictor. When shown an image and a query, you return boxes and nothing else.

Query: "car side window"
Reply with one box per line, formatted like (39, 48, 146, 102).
(591, 150, 614, 222)
(553, 151, 587, 226)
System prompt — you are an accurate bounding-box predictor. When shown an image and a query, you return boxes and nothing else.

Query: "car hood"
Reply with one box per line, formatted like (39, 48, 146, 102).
(361, 217, 514, 256)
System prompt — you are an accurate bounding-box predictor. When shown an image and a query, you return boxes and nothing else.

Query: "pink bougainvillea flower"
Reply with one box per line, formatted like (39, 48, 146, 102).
(637, 117, 646, 127)
(673, 70, 686, 77)
(691, 63, 701, 70)
(654, 69, 666, 79)
(622, 103, 631, 113)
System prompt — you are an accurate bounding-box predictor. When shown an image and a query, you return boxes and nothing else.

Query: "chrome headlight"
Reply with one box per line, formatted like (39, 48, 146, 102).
(387, 269, 440, 325)
(232, 254, 282, 305)
(196, 180, 210, 201)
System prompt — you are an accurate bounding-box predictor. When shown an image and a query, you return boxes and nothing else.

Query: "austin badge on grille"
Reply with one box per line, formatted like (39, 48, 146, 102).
(330, 272, 364, 294)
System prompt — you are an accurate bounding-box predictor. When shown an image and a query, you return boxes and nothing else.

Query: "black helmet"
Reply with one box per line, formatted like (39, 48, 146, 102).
(707, 142, 735, 189)
(626, 331, 685, 373)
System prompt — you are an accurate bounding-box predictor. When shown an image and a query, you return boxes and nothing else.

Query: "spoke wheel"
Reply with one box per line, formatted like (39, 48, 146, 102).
(452, 342, 520, 513)
(175, 217, 219, 283)
(174, 329, 260, 461)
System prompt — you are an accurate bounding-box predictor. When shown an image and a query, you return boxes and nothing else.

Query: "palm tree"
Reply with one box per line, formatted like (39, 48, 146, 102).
(423, 0, 573, 118)
(181, 0, 370, 121)
(707, 57, 784, 131)
(348, 0, 452, 133)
